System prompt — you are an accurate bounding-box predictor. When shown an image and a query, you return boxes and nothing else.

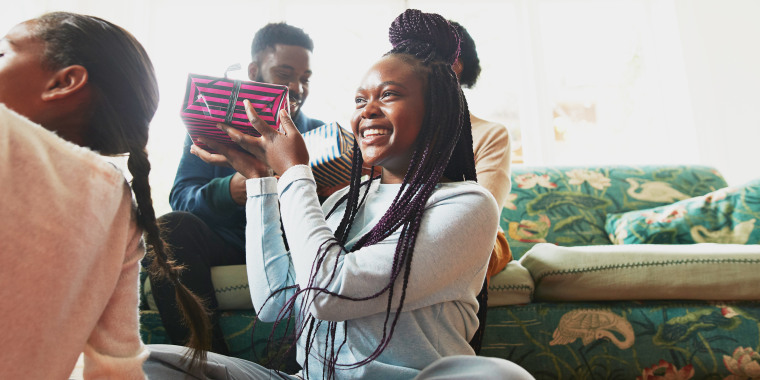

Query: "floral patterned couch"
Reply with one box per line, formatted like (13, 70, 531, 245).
(140, 164, 760, 378)
(482, 165, 760, 379)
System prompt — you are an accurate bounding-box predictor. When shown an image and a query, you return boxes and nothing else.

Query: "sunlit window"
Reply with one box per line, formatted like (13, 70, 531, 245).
(536, 0, 697, 165)
(1, 0, 701, 216)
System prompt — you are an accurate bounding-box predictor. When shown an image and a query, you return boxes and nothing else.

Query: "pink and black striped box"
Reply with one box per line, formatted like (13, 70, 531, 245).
(180, 73, 289, 153)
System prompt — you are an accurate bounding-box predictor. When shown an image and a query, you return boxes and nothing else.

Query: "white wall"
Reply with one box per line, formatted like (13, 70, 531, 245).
(675, 0, 760, 186)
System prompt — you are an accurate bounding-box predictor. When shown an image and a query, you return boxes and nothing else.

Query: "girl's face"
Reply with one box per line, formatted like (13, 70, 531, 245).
(0, 21, 54, 124)
(351, 55, 425, 183)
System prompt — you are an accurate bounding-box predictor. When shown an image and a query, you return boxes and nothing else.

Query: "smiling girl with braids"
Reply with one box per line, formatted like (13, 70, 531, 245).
(0, 12, 210, 379)
(146, 8, 533, 380)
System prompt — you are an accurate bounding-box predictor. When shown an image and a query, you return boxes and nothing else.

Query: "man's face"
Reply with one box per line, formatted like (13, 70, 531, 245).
(249, 44, 312, 117)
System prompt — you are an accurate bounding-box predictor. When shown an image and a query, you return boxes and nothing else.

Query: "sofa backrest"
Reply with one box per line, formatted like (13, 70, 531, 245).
(501, 165, 727, 259)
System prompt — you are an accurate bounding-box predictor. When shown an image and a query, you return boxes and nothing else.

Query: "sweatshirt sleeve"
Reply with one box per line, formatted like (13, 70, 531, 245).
(245, 176, 297, 322)
(83, 189, 148, 379)
(169, 135, 242, 226)
(270, 165, 499, 322)
(473, 123, 512, 210)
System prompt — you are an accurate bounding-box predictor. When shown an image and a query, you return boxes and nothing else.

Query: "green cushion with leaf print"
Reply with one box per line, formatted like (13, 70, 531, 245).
(502, 165, 727, 259)
(605, 178, 760, 245)
(482, 300, 760, 379)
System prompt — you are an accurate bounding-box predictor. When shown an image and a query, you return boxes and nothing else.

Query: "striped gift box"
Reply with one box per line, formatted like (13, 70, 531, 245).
(180, 73, 288, 152)
(303, 122, 355, 195)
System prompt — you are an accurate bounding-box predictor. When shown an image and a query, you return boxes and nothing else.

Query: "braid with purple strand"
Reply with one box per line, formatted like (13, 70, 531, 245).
(257, 9, 480, 379)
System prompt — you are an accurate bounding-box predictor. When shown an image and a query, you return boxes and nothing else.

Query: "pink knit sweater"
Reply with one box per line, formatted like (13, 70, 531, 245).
(0, 104, 147, 379)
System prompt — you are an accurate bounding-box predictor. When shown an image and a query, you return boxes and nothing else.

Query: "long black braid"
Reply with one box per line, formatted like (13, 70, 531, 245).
(260, 9, 481, 379)
(34, 12, 212, 366)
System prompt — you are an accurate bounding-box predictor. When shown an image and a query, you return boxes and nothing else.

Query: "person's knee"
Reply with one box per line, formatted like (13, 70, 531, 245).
(158, 211, 205, 236)
(144, 344, 278, 379)
(142, 211, 208, 271)
(158, 211, 209, 255)
(482, 357, 534, 379)
(415, 355, 534, 380)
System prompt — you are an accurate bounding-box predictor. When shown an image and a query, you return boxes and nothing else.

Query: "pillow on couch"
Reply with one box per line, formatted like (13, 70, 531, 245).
(605, 179, 760, 245)
(143, 265, 253, 311)
(520, 243, 760, 301)
(487, 260, 534, 306)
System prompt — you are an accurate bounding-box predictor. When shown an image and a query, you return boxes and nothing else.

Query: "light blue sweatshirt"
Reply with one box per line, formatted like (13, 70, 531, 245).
(245, 165, 499, 379)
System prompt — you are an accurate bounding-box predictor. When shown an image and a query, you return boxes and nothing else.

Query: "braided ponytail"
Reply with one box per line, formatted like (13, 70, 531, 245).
(34, 12, 213, 365)
(128, 148, 212, 364)
(387, 10, 485, 353)
(259, 9, 481, 378)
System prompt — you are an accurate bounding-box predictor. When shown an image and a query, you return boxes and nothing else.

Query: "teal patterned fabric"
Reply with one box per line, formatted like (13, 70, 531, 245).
(501, 166, 728, 259)
(605, 178, 760, 245)
(139, 273, 299, 372)
(482, 301, 760, 379)
(140, 310, 301, 373)
(141, 300, 760, 378)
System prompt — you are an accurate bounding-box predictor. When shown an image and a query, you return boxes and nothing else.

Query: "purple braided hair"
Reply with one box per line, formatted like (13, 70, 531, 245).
(257, 9, 479, 379)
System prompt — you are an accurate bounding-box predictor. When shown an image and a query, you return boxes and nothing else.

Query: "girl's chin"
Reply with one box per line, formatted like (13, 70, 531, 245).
(359, 147, 382, 167)
(362, 159, 382, 168)
(360, 153, 393, 169)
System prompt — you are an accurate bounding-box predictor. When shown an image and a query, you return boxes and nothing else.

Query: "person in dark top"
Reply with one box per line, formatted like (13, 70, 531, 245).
(145, 22, 324, 354)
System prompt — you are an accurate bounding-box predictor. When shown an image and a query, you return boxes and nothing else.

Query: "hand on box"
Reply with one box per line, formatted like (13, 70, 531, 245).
(190, 138, 272, 179)
(223, 99, 309, 176)
(191, 99, 308, 180)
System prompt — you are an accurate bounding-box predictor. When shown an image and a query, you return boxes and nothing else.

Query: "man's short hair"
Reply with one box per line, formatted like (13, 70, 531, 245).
(251, 22, 314, 61)
(449, 21, 481, 89)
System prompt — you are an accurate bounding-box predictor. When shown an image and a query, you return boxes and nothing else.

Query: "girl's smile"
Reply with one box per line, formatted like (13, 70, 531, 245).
(360, 127, 392, 139)
(358, 124, 393, 146)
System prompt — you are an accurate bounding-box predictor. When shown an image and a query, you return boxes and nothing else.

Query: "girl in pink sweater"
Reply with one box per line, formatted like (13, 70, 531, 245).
(0, 12, 210, 379)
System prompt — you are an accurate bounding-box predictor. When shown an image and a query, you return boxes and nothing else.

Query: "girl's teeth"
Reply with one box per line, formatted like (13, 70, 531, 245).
(364, 129, 389, 137)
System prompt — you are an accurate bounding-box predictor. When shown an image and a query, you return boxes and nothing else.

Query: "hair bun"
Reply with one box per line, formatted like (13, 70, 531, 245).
(388, 9, 460, 64)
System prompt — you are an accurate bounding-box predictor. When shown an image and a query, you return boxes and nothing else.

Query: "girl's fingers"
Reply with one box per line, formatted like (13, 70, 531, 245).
(198, 137, 272, 179)
(243, 99, 276, 138)
(278, 109, 299, 136)
(216, 122, 264, 157)
(191, 140, 231, 166)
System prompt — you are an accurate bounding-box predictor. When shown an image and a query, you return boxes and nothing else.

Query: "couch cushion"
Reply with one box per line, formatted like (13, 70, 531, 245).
(605, 179, 760, 245)
(520, 243, 760, 301)
(482, 300, 760, 380)
(502, 165, 727, 259)
(143, 265, 252, 311)
(209, 265, 253, 310)
(145, 261, 534, 310)
(487, 260, 534, 306)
